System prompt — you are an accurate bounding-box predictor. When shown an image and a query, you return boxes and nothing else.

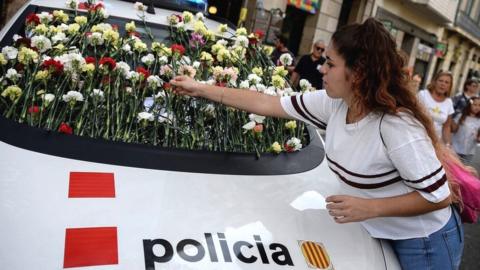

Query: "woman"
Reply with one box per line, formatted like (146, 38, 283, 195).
(171, 18, 463, 269)
(418, 71, 455, 146)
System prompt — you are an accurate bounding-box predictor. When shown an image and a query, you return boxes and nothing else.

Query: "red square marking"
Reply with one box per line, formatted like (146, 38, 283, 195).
(69, 172, 115, 198)
(63, 227, 118, 268)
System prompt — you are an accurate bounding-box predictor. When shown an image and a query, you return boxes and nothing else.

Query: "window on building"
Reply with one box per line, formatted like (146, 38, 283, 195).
(460, 0, 473, 13)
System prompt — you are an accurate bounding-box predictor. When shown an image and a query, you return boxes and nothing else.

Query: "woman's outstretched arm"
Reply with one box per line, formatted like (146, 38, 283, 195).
(170, 75, 292, 119)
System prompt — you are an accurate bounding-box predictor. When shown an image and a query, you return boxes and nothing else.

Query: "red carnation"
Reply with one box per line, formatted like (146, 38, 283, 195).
(15, 37, 32, 48)
(93, 2, 104, 10)
(163, 82, 172, 91)
(253, 124, 263, 133)
(26, 13, 40, 25)
(99, 57, 116, 70)
(78, 2, 91, 10)
(254, 30, 265, 39)
(171, 44, 185, 55)
(85, 56, 96, 65)
(136, 67, 150, 80)
(174, 14, 183, 22)
(41, 59, 64, 75)
(28, 106, 40, 114)
(284, 143, 295, 153)
(128, 31, 141, 37)
(58, 122, 73, 134)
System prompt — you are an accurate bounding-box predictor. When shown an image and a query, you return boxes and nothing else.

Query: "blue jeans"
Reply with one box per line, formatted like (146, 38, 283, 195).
(389, 208, 464, 270)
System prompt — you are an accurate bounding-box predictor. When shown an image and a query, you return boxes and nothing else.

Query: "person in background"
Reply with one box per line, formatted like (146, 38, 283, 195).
(452, 78, 479, 118)
(418, 71, 454, 146)
(451, 96, 480, 166)
(270, 34, 295, 70)
(290, 40, 326, 90)
(171, 18, 463, 270)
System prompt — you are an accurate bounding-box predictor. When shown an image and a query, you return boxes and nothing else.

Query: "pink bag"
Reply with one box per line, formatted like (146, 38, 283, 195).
(444, 160, 480, 223)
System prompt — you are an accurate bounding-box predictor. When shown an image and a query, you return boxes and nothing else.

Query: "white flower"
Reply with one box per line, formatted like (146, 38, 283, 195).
(158, 111, 173, 123)
(203, 104, 215, 116)
(234, 35, 249, 48)
(62, 90, 84, 103)
(279, 53, 293, 66)
(99, 8, 109, 19)
(51, 32, 67, 44)
(239, 80, 250, 89)
(122, 43, 132, 54)
(155, 91, 166, 100)
(58, 23, 69, 32)
(299, 79, 312, 91)
(141, 53, 155, 66)
(264, 86, 277, 96)
(90, 89, 104, 99)
(217, 39, 228, 46)
(115, 61, 131, 76)
(126, 71, 140, 81)
(37, 12, 53, 23)
(251, 83, 266, 92)
(249, 114, 265, 124)
(247, 74, 262, 84)
(13, 34, 22, 42)
(31, 35, 52, 53)
(192, 61, 201, 69)
(5, 68, 21, 81)
(125, 87, 133, 93)
(66, 0, 77, 9)
(147, 75, 163, 89)
(195, 12, 205, 21)
(2, 46, 18, 60)
(286, 137, 302, 151)
(137, 111, 154, 122)
(134, 2, 146, 11)
(43, 93, 55, 103)
(181, 55, 192, 65)
(158, 56, 168, 65)
(242, 121, 256, 130)
(55, 52, 85, 73)
(88, 32, 104, 46)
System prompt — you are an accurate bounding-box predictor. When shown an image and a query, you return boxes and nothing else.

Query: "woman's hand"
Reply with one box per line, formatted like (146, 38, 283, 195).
(326, 195, 378, 223)
(170, 76, 203, 97)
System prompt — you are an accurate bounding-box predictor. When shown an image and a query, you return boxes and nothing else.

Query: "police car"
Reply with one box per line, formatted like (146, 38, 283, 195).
(0, 0, 400, 269)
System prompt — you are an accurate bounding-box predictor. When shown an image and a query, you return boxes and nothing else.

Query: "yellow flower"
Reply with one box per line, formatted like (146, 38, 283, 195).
(217, 24, 228, 33)
(182, 11, 194, 24)
(54, 43, 65, 50)
(194, 21, 207, 34)
(82, 63, 95, 73)
(68, 23, 80, 35)
(49, 25, 61, 35)
(34, 70, 50, 81)
(274, 66, 288, 77)
(262, 45, 274, 56)
(74, 16, 87, 25)
(200, 51, 213, 62)
(34, 24, 49, 35)
(285, 120, 297, 130)
(271, 75, 285, 89)
(269, 142, 282, 154)
(53, 10, 69, 23)
(1, 85, 22, 102)
(217, 48, 231, 62)
(103, 29, 119, 43)
(204, 30, 216, 41)
(134, 40, 147, 53)
(211, 43, 225, 55)
(0, 54, 7, 65)
(252, 67, 263, 76)
(236, 27, 247, 36)
(125, 21, 136, 32)
(17, 47, 39, 65)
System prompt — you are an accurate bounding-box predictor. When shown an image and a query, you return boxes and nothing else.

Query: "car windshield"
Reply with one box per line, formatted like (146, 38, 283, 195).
(0, 3, 324, 175)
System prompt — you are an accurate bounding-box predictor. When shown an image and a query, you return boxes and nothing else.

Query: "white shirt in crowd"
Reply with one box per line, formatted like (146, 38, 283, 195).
(281, 90, 451, 240)
(452, 115, 480, 156)
(417, 89, 454, 138)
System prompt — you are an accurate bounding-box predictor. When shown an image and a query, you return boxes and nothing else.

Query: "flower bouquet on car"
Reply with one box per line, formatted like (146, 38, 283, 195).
(0, 0, 315, 155)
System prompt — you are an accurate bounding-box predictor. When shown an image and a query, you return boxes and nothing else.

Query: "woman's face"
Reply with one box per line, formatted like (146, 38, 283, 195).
(471, 99, 480, 115)
(466, 82, 479, 95)
(320, 44, 353, 101)
(433, 75, 452, 95)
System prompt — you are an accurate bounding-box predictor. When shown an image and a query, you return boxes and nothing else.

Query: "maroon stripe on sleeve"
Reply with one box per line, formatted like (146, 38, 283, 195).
(329, 166, 402, 189)
(299, 95, 327, 127)
(415, 174, 448, 193)
(290, 96, 326, 129)
(403, 166, 443, 183)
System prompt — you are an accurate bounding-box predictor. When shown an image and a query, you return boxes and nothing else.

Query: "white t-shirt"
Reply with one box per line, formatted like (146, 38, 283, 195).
(417, 90, 454, 138)
(281, 90, 451, 240)
(452, 115, 480, 155)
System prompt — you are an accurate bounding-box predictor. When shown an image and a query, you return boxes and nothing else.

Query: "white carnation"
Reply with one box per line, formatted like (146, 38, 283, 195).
(1, 46, 18, 60)
(249, 113, 265, 124)
(137, 111, 154, 121)
(62, 90, 84, 102)
(279, 53, 293, 66)
(141, 53, 155, 66)
(115, 61, 131, 76)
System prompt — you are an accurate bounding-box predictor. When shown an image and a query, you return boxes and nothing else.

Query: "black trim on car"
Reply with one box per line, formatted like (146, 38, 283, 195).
(0, 116, 324, 175)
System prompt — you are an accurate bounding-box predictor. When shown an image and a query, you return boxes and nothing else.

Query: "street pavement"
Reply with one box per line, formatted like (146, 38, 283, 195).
(460, 146, 480, 270)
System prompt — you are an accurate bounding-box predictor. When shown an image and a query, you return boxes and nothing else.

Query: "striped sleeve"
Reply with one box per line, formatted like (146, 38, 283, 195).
(382, 114, 450, 203)
(280, 90, 339, 130)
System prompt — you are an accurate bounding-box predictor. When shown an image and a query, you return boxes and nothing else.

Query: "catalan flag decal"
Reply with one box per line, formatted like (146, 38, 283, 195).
(299, 240, 333, 269)
(287, 0, 320, 14)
